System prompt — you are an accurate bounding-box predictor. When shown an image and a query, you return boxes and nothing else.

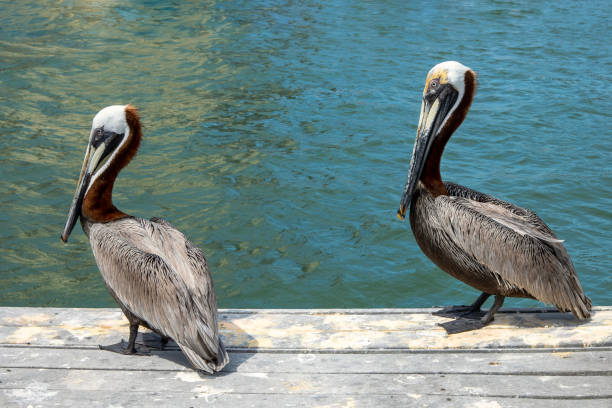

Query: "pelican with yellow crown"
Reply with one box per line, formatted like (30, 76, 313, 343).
(397, 61, 591, 328)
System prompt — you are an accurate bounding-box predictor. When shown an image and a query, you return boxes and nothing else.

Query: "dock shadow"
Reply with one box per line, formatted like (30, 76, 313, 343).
(99, 319, 257, 378)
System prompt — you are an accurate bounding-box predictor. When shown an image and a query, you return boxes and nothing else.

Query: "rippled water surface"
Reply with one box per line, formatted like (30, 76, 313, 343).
(1, 0, 610, 308)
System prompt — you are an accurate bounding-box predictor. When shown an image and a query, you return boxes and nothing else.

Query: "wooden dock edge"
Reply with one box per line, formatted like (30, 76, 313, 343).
(1, 306, 611, 407)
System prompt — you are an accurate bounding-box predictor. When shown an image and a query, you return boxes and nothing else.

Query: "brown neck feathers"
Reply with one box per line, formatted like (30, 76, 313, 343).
(81, 105, 142, 223)
(421, 70, 477, 196)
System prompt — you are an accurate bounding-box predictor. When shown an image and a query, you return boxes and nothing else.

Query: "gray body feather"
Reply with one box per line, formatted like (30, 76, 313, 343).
(83, 216, 229, 373)
(410, 181, 591, 319)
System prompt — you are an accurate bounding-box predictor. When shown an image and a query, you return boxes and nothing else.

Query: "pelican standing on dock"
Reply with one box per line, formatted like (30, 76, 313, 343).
(397, 61, 591, 327)
(61, 105, 229, 373)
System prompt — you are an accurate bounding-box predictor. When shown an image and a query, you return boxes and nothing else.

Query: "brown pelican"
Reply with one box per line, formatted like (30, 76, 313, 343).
(397, 61, 591, 328)
(61, 105, 229, 373)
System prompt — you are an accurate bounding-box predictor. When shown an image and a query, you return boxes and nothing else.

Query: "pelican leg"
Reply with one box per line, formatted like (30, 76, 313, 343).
(160, 336, 170, 350)
(124, 323, 139, 354)
(434, 292, 491, 318)
(99, 321, 150, 355)
(460, 292, 491, 317)
(481, 295, 505, 325)
(439, 294, 504, 334)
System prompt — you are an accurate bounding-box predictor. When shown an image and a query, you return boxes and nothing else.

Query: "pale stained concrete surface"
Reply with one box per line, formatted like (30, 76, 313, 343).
(1, 306, 611, 407)
(2, 306, 612, 350)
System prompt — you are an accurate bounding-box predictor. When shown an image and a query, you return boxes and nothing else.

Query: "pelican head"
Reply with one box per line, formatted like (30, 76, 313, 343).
(397, 61, 477, 220)
(61, 105, 141, 242)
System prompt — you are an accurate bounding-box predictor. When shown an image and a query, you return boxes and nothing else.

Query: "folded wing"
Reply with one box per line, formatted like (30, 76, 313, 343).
(88, 217, 229, 372)
(436, 183, 591, 319)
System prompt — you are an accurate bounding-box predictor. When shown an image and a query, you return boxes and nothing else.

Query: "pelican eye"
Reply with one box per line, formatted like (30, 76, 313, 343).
(92, 128, 124, 148)
(430, 78, 440, 90)
(92, 128, 105, 146)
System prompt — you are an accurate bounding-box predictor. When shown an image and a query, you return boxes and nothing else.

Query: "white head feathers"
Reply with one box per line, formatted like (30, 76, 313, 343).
(427, 61, 472, 100)
(86, 105, 131, 192)
(91, 105, 129, 136)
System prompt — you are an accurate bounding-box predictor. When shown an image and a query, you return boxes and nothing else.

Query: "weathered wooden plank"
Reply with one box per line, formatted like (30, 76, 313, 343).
(1, 347, 610, 375)
(1, 368, 610, 398)
(1, 307, 611, 408)
(2, 307, 612, 350)
(2, 389, 610, 408)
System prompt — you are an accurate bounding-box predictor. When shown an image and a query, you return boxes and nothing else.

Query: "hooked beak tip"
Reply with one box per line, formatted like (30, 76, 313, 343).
(61, 234, 68, 243)
(396, 209, 406, 220)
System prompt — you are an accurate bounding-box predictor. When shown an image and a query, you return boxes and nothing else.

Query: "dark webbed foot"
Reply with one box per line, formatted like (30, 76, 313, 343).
(439, 318, 485, 334)
(434, 292, 491, 319)
(433, 305, 474, 320)
(438, 305, 473, 313)
(438, 294, 505, 334)
(98, 322, 150, 355)
(459, 292, 491, 319)
(99, 340, 151, 355)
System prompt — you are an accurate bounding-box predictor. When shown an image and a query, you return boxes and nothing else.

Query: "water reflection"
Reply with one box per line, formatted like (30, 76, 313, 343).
(0, 0, 610, 308)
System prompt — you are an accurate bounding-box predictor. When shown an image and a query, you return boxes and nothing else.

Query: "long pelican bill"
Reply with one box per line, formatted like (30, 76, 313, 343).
(61, 145, 91, 242)
(61, 130, 124, 242)
(397, 85, 458, 220)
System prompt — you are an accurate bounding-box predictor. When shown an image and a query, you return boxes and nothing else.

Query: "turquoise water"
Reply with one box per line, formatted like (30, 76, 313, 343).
(0, 1, 610, 309)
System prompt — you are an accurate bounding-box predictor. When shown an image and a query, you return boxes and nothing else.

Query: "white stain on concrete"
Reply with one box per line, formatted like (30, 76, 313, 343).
(470, 400, 503, 408)
(297, 353, 316, 363)
(175, 371, 204, 383)
(241, 372, 268, 379)
(192, 384, 234, 404)
(4, 381, 58, 405)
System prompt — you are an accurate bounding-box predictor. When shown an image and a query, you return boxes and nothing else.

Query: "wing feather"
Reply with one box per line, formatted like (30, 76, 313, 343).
(88, 217, 228, 372)
(436, 183, 590, 318)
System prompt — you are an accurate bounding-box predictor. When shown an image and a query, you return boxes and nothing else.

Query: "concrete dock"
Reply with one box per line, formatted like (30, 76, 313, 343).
(1, 306, 611, 407)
